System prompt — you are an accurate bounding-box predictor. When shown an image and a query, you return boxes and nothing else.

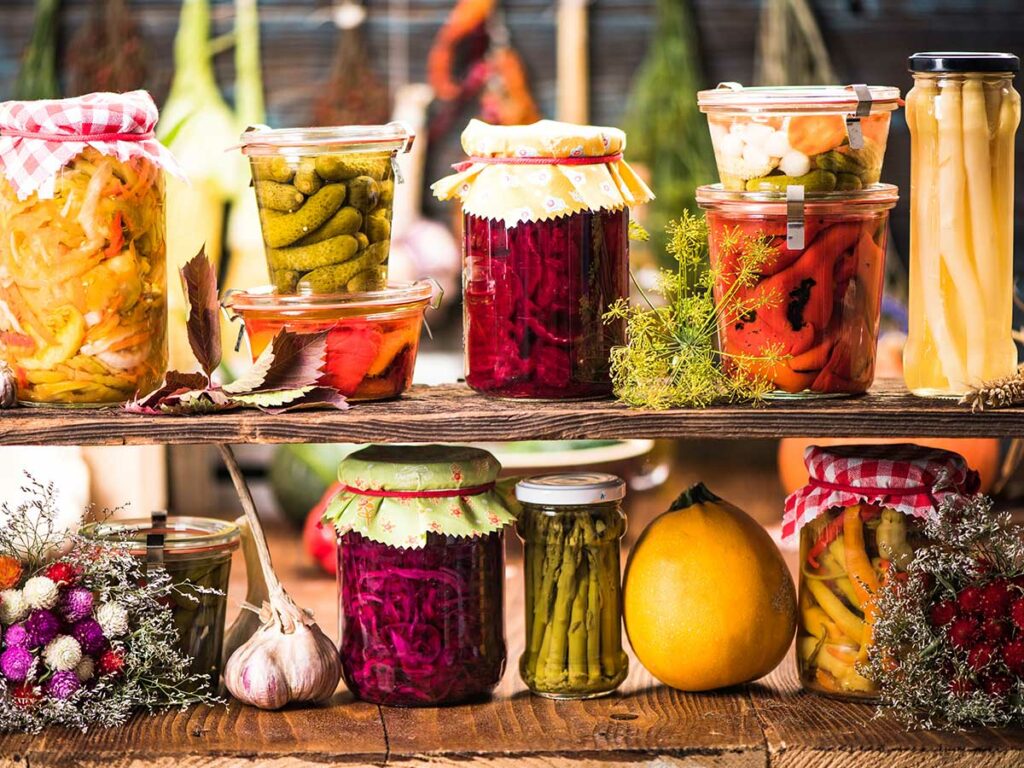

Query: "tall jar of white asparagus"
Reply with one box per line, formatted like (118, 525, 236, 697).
(0, 91, 181, 406)
(904, 53, 1021, 397)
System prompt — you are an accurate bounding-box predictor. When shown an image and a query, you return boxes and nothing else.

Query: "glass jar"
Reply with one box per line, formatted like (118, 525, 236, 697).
(239, 123, 413, 294)
(697, 184, 897, 397)
(0, 93, 172, 406)
(223, 281, 435, 402)
(324, 444, 516, 706)
(80, 516, 239, 688)
(337, 530, 506, 706)
(783, 443, 980, 699)
(515, 473, 628, 699)
(697, 84, 901, 192)
(432, 119, 653, 400)
(903, 53, 1021, 397)
(463, 210, 628, 398)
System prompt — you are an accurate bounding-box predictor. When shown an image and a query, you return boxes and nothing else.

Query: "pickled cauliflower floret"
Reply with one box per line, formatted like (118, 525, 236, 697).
(764, 130, 792, 158)
(717, 152, 777, 181)
(779, 150, 812, 177)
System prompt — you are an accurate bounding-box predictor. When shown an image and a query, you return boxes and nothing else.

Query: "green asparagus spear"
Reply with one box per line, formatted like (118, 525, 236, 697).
(568, 552, 590, 687)
(543, 525, 581, 685)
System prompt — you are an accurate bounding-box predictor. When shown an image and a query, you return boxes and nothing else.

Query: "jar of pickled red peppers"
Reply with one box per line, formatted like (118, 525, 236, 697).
(904, 53, 1021, 397)
(697, 83, 901, 193)
(323, 445, 517, 707)
(0, 91, 181, 406)
(697, 184, 897, 397)
(783, 444, 980, 699)
(432, 120, 653, 399)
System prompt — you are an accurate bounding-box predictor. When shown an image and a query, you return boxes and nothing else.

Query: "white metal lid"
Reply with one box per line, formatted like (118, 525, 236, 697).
(515, 472, 626, 506)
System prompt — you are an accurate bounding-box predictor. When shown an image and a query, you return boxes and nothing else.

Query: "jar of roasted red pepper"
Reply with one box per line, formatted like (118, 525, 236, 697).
(697, 184, 897, 397)
(433, 120, 653, 399)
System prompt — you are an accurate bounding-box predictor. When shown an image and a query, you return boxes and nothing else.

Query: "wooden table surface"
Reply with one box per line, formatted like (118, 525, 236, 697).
(3, 448, 1024, 766)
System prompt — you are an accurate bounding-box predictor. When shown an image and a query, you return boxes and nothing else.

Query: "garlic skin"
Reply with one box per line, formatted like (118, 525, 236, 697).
(224, 593, 341, 710)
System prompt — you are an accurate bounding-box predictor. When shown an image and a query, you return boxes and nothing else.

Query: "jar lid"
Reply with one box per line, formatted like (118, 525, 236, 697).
(324, 445, 518, 549)
(239, 122, 414, 156)
(909, 52, 1020, 74)
(696, 182, 898, 213)
(79, 516, 240, 557)
(782, 443, 981, 540)
(515, 473, 626, 506)
(697, 83, 901, 113)
(459, 118, 626, 158)
(223, 280, 436, 316)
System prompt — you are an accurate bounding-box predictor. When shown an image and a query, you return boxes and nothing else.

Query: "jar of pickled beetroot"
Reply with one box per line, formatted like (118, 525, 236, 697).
(783, 444, 979, 699)
(224, 281, 435, 402)
(697, 184, 897, 397)
(323, 445, 517, 706)
(432, 119, 653, 399)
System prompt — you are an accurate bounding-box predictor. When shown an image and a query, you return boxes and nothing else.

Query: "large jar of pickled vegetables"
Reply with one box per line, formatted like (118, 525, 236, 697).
(80, 514, 240, 689)
(432, 119, 653, 399)
(783, 444, 980, 699)
(323, 445, 517, 706)
(0, 91, 181, 405)
(697, 184, 897, 397)
(239, 124, 413, 295)
(515, 473, 628, 699)
(904, 53, 1021, 397)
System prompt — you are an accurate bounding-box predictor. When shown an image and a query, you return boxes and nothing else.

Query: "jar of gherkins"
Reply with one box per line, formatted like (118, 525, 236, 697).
(515, 473, 628, 699)
(239, 123, 414, 294)
(80, 515, 239, 688)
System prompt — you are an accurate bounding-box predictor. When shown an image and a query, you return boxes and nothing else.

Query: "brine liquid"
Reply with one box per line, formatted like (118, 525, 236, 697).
(904, 72, 1020, 396)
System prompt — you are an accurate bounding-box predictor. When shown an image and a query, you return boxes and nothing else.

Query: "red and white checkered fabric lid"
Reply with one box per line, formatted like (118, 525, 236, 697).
(782, 443, 980, 540)
(0, 90, 183, 201)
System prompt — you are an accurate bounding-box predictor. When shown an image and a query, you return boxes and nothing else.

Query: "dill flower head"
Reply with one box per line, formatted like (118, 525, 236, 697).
(43, 635, 82, 672)
(22, 576, 59, 610)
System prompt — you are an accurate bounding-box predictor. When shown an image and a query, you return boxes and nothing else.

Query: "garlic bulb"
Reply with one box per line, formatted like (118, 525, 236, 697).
(221, 515, 269, 669)
(0, 363, 17, 408)
(223, 595, 340, 710)
(217, 445, 341, 710)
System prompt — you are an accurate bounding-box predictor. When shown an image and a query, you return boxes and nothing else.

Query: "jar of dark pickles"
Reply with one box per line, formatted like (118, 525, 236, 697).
(324, 444, 517, 706)
(80, 515, 239, 688)
(516, 473, 628, 698)
(433, 119, 653, 399)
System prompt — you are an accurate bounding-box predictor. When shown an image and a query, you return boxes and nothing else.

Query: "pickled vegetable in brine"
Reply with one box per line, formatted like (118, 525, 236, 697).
(0, 147, 167, 405)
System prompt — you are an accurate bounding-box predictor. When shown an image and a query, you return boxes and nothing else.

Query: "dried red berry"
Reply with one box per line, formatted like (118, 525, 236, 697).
(1011, 597, 1024, 631)
(984, 674, 1015, 699)
(981, 618, 1009, 643)
(968, 642, 998, 672)
(11, 683, 40, 708)
(980, 580, 1014, 619)
(958, 585, 985, 615)
(948, 616, 979, 650)
(929, 599, 958, 628)
(98, 649, 125, 677)
(44, 561, 79, 587)
(1003, 639, 1024, 676)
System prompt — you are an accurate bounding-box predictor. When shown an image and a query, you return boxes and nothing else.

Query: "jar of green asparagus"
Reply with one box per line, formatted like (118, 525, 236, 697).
(516, 473, 628, 699)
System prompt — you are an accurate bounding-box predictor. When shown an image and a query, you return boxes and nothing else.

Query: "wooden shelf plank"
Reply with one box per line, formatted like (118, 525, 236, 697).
(1, 379, 1020, 446)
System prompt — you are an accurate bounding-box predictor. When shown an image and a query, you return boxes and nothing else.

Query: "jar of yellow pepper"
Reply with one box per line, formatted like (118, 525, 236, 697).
(0, 91, 181, 405)
(783, 444, 980, 699)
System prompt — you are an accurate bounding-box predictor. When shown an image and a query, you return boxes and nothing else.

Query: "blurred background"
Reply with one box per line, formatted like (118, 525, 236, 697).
(0, 0, 1022, 559)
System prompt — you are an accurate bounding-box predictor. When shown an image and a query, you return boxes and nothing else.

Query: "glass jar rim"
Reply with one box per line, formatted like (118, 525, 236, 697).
(696, 183, 899, 213)
(516, 472, 626, 505)
(697, 84, 901, 112)
(80, 516, 240, 557)
(238, 122, 415, 156)
(223, 280, 436, 315)
(909, 52, 1020, 74)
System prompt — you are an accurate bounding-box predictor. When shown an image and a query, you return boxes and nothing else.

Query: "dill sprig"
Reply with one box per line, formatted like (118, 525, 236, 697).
(604, 211, 784, 409)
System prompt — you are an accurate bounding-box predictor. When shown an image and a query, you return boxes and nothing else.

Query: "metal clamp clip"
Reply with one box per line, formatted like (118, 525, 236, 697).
(844, 84, 874, 150)
(786, 185, 806, 251)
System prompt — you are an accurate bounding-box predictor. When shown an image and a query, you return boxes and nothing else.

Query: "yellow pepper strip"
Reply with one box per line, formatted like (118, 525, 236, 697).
(798, 638, 876, 694)
(825, 644, 859, 665)
(822, 543, 861, 606)
(806, 578, 864, 642)
(801, 604, 843, 641)
(843, 506, 880, 664)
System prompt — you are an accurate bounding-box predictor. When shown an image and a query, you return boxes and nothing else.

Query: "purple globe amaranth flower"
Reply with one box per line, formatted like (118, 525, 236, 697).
(4, 623, 29, 649)
(24, 609, 61, 648)
(45, 669, 79, 700)
(70, 618, 106, 656)
(0, 646, 34, 683)
(59, 587, 94, 623)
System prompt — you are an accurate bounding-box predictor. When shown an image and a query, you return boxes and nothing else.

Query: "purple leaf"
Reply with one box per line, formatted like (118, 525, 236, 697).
(256, 386, 349, 414)
(126, 371, 211, 413)
(222, 330, 328, 395)
(180, 247, 222, 379)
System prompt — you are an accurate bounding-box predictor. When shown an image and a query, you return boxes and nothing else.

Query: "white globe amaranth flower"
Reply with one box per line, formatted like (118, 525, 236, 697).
(0, 589, 28, 624)
(75, 656, 94, 682)
(95, 601, 129, 638)
(22, 575, 59, 610)
(43, 635, 82, 672)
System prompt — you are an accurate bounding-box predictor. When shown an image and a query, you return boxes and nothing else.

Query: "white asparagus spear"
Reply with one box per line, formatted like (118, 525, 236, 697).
(962, 79, 999, 315)
(989, 83, 1021, 377)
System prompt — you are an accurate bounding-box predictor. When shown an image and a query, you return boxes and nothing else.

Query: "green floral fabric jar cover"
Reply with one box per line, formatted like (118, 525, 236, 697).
(323, 444, 517, 548)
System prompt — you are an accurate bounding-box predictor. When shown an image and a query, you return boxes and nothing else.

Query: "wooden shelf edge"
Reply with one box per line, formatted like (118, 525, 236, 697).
(0, 380, 1020, 446)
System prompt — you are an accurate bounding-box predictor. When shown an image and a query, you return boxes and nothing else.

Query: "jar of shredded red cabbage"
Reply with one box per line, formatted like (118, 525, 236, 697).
(324, 444, 516, 707)
(338, 530, 506, 706)
(433, 119, 653, 399)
